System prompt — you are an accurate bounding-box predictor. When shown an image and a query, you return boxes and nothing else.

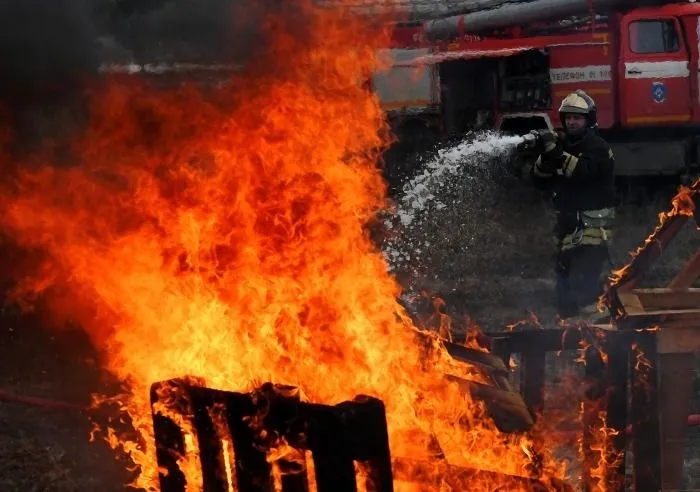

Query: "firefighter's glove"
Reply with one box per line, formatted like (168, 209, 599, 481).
(539, 130, 558, 153)
(538, 131, 563, 173)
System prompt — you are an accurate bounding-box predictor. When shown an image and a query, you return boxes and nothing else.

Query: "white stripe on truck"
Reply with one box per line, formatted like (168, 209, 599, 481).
(550, 65, 612, 84)
(624, 60, 689, 79)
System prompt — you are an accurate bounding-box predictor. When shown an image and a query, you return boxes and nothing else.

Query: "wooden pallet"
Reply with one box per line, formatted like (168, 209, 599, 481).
(601, 179, 700, 491)
(149, 377, 573, 491)
(479, 179, 700, 491)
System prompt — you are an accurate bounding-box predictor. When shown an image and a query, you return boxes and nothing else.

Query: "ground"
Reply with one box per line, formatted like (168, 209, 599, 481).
(1, 136, 700, 490)
(0, 312, 133, 491)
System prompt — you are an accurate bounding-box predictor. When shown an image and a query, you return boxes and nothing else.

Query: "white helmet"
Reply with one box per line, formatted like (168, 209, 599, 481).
(558, 89, 597, 129)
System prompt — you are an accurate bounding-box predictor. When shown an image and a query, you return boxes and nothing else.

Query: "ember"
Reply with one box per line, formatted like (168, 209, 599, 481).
(0, 1, 573, 491)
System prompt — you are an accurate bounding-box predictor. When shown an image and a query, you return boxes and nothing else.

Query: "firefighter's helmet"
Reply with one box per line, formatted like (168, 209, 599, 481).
(558, 89, 597, 129)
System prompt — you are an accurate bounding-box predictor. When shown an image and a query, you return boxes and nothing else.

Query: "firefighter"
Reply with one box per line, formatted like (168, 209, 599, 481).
(530, 89, 617, 322)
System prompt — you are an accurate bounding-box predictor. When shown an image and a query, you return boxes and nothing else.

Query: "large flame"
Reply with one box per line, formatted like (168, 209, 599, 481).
(0, 2, 573, 490)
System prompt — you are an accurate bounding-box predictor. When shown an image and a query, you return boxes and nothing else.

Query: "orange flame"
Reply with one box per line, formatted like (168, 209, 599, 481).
(599, 180, 698, 318)
(0, 2, 573, 490)
(506, 311, 542, 332)
(607, 179, 698, 290)
(560, 326, 621, 489)
(631, 341, 654, 398)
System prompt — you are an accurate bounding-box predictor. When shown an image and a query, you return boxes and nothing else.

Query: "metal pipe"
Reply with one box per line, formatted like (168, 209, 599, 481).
(422, 0, 633, 39)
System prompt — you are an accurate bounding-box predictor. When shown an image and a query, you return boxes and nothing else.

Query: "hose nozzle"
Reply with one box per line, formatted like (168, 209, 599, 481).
(516, 131, 542, 152)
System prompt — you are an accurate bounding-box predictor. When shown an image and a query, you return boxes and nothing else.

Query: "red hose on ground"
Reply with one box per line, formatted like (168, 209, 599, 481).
(0, 388, 87, 411)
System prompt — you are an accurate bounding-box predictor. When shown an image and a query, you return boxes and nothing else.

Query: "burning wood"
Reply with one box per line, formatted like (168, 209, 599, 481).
(150, 379, 573, 491)
(391, 458, 574, 491)
(585, 177, 700, 490)
(150, 379, 393, 492)
(603, 178, 700, 318)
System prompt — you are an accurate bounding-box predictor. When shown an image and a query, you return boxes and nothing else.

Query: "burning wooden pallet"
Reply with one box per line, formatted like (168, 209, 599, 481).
(485, 179, 700, 492)
(149, 376, 573, 491)
(150, 379, 393, 492)
(601, 178, 700, 491)
(487, 324, 652, 491)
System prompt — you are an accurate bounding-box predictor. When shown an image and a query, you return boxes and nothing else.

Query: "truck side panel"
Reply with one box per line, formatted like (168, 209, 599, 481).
(547, 34, 615, 129)
(372, 48, 439, 113)
(679, 14, 700, 123)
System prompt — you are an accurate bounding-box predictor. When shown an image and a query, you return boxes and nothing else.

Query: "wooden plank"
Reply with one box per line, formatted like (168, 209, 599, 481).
(609, 213, 690, 293)
(617, 291, 645, 313)
(603, 337, 630, 492)
(606, 181, 700, 316)
(668, 251, 700, 289)
(520, 347, 546, 420)
(189, 390, 230, 492)
(657, 326, 700, 354)
(622, 308, 700, 320)
(223, 391, 276, 492)
(442, 340, 509, 374)
(150, 380, 190, 492)
(483, 328, 587, 353)
(654, 319, 700, 331)
(632, 288, 700, 311)
(444, 375, 534, 433)
(590, 323, 617, 331)
(489, 337, 512, 367)
(630, 332, 661, 492)
(658, 354, 694, 491)
(617, 313, 700, 332)
(151, 381, 395, 492)
(581, 344, 607, 490)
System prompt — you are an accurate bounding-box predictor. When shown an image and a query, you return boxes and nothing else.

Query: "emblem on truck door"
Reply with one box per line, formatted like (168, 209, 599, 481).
(651, 81, 667, 104)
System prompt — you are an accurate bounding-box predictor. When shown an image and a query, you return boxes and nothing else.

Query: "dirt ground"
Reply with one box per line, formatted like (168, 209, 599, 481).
(0, 310, 134, 491)
(1, 140, 699, 490)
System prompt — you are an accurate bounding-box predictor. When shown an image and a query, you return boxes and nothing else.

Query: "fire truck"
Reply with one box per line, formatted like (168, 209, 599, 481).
(372, 0, 700, 179)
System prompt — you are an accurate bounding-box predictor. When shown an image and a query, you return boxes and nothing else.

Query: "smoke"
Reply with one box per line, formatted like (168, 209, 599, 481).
(0, 0, 326, 153)
(0, 0, 99, 100)
(0, 0, 324, 98)
(113, 0, 299, 65)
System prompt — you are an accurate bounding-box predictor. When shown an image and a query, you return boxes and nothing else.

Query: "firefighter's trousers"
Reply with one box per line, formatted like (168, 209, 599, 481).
(555, 243, 610, 319)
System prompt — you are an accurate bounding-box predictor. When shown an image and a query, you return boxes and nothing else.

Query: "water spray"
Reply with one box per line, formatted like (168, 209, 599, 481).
(380, 131, 527, 288)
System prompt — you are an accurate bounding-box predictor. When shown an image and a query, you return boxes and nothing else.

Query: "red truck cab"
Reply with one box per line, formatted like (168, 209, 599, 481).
(617, 4, 699, 127)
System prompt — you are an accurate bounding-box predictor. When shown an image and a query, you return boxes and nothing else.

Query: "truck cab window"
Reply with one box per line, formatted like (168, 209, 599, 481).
(629, 19, 679, 54)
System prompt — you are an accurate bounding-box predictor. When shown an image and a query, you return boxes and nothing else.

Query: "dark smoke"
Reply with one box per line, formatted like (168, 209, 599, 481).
(0, 0, 303, 97)
(0, 0, 100, 155)
(0, 0, 99, 99)
(0, 0, 310, 153)
(112, 0, 284, 65)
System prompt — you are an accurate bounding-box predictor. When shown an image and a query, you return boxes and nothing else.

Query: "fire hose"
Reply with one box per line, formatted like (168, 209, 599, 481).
(1, 387, 700, 437)
(0, 388, 86, 412)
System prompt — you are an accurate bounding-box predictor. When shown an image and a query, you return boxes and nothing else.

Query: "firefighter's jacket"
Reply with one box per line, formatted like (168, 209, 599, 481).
(531, 129, 617, 251)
